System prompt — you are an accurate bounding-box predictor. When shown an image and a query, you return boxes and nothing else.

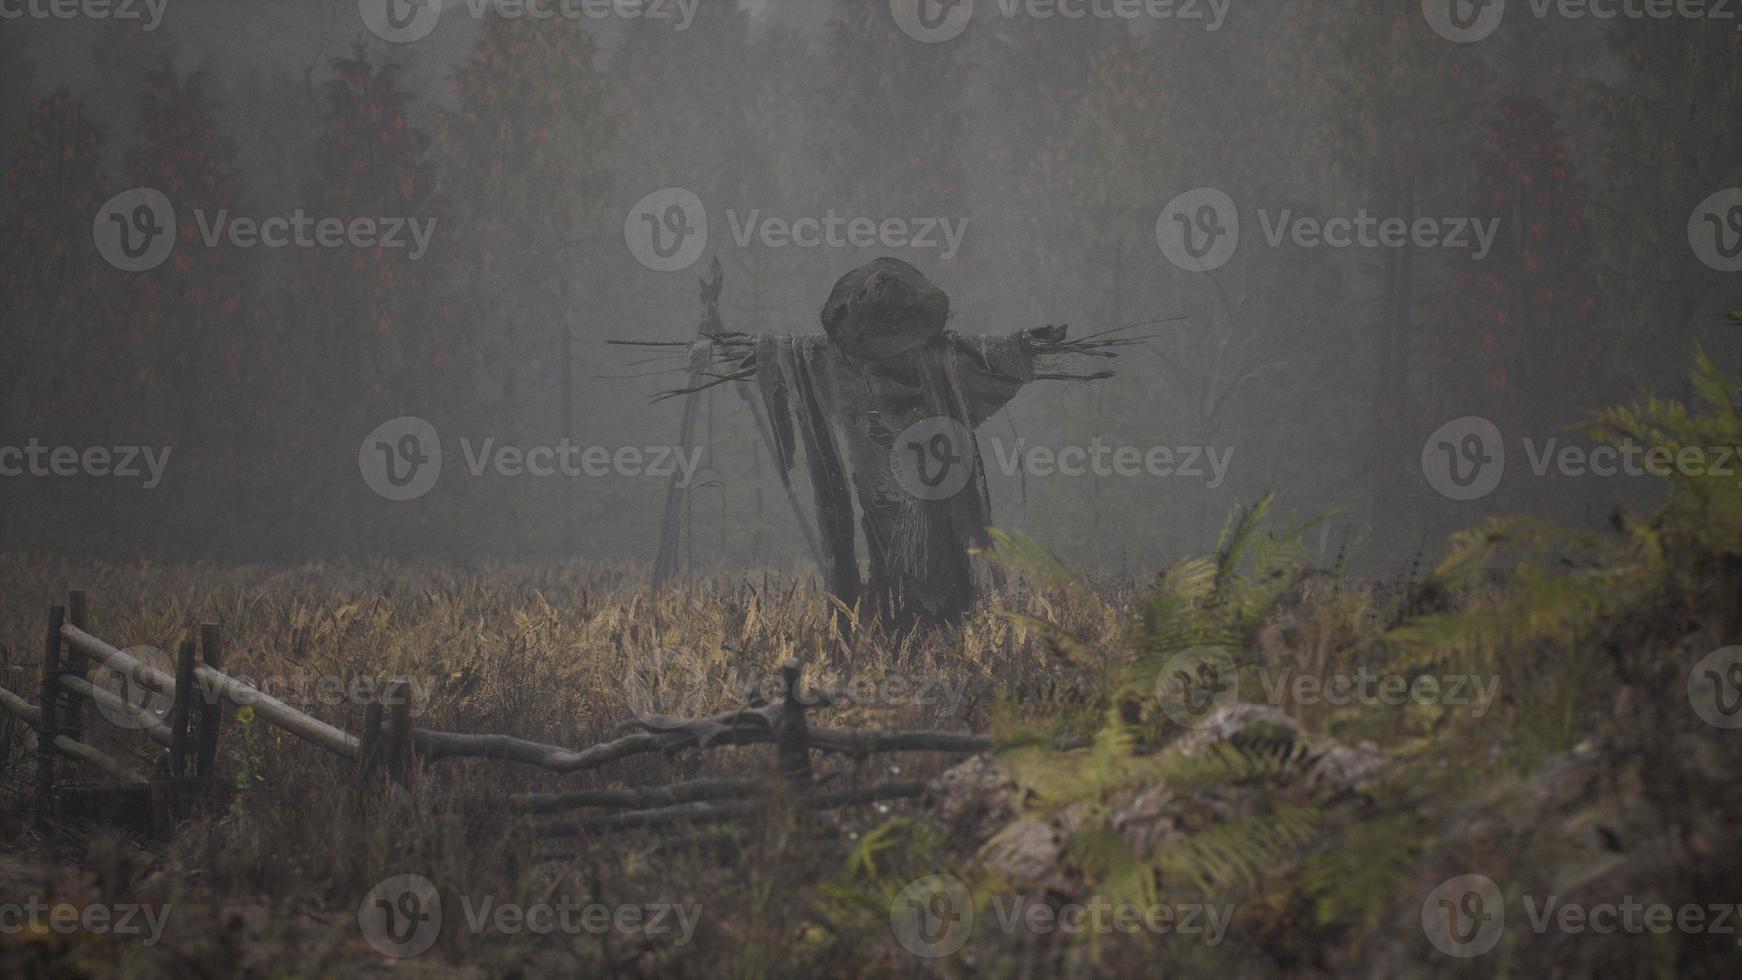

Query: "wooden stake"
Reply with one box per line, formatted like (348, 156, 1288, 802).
(196, 624, 224, 778)
(385, 678, 414, 789)
(34, 605, 65, 832)
(63, 591, 89, 768)
(359, 700, 384, 783)
(168, 639, 195, 777)
(776, 658, 812, 789)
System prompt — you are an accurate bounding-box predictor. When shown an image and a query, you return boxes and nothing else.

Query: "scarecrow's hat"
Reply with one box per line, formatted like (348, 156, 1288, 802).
(819, 257, 949, 360)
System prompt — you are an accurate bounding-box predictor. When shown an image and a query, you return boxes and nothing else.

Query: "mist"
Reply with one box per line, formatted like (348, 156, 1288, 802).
(3, 0, 1738, 576)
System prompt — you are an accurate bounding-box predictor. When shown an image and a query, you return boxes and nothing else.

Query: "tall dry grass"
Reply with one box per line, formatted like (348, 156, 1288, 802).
(0, 555, 1126, 977)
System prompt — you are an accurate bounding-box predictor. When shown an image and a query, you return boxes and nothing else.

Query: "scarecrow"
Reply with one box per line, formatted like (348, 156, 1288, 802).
(623, 258, 1141, 636)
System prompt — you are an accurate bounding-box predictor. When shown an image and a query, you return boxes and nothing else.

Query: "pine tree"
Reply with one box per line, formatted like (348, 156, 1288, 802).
(280, 43, 456, 551)
(1587, 22, 1742, 382)
(1418, 93, 1600, 522)
(441, 16, 616, 552)
(0, 88, 113, 549)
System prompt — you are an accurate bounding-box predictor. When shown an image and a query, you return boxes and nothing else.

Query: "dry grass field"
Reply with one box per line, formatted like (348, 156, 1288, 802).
(2, 356, 1740, 978)
(0, 557, 1126, 976)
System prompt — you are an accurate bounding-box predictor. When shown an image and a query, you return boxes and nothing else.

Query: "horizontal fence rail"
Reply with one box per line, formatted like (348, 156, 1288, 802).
(61, 624, 360, 760)
(540, 779, 930, 835)
(0, 686, 144, 784)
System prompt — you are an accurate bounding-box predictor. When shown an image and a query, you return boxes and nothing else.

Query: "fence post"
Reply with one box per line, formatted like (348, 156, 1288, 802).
(168, 639, 196, 776)
(385, 678, 414, 790)
(63, 591, 90, 777)
(196, 624, 224, 779)
(776, 658, 812, 789)
(359, 700, 384, 786)
(34, 605, 66, 832)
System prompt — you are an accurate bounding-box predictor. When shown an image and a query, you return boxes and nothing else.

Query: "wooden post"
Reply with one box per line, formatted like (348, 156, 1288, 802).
(385, 678, 413, 789)
(775, 658, 812, 789)
(63, 591, 89, 772)
(650, 260, 825, 587)
(168, 639, 195, 776)
(196, 624, 224, 778)
(359, 700, 384, 784)
(34, 605, 66, 832)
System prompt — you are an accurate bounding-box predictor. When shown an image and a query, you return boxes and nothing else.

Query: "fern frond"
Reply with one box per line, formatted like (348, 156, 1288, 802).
(1156, 805, 1319, 894)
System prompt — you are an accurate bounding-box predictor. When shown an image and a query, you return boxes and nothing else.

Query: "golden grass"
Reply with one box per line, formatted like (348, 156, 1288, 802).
(0, 555, 1126, 977)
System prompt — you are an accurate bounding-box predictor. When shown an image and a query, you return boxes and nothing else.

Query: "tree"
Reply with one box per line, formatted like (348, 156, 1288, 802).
(0, 89, 113, 550)
(1418, 93, 1600, 527)
(284, 43, 457, 552)
(1584, 22, 1742, 386)
(441, 16, 616, 553)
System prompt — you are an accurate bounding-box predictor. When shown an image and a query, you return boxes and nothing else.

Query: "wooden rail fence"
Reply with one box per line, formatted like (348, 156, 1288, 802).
(1, 591, 1002, 842)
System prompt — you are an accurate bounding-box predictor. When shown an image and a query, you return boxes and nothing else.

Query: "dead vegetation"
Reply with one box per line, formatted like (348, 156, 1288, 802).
(1, 350, 1739, 978)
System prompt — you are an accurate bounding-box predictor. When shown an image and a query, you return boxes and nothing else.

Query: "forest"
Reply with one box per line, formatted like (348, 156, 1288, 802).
(1, 0, 1740, 977)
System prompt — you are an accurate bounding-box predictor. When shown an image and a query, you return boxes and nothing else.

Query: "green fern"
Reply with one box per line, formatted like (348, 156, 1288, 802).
(1296, 812, 1423, 938)
(980, 527, 1097, 598)
(1154, 804, 1320, 895)
(842, 817, 912, 881)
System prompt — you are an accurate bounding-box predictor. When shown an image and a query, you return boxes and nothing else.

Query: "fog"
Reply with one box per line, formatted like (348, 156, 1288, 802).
(3, 0, 1739, 575)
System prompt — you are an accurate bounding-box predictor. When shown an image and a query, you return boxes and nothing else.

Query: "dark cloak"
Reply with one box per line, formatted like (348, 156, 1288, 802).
(755, 329, 1047, 635)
